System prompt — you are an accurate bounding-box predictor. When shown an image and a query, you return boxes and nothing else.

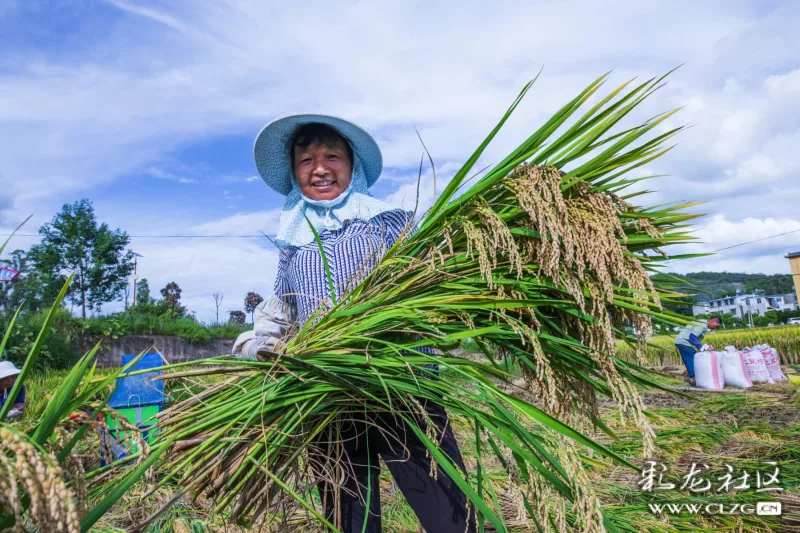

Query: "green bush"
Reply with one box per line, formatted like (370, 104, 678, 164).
(0, 307, 84, 369)
(207, 321, 251, 339)
(84, 312, 249, 342)
(0, 305, 251, 369)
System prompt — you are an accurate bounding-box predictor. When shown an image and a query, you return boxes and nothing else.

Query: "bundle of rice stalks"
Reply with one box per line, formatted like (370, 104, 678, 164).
(136, 72, 701, 532)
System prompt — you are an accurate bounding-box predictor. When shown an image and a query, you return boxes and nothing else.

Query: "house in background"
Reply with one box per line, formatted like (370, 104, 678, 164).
(691, 291, 798, 319)
(768, 292, 797, 310)
(781, 292, 798, 308)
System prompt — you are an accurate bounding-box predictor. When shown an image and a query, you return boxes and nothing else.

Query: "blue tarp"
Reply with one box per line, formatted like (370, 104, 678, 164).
(108, 352, 167, 408)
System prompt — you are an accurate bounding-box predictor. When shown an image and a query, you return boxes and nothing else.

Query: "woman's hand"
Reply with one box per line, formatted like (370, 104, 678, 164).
(242, 335, 281, 360)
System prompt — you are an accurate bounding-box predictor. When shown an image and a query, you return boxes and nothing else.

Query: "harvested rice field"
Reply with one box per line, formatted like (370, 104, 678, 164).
(11, 362, 799, 532)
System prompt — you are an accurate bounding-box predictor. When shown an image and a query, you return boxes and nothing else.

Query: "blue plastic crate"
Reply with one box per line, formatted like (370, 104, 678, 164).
(108, 352, 167, 409)
(107, 352, 167, 449)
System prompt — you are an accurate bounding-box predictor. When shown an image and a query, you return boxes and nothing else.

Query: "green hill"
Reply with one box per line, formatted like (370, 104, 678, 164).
(670, 271, 794, 301)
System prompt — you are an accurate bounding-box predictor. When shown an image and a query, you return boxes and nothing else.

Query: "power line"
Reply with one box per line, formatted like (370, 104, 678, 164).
(711, 228, 800, 253)
(652, 227, 800, 267)
(0, 233, 275, 239)
(1, 225, 798, 258)
(2, 227, 798, 247)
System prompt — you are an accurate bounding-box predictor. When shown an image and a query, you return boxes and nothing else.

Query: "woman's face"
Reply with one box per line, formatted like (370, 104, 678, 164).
(0, 375, 16, 390)
(293, 137, 353, 201)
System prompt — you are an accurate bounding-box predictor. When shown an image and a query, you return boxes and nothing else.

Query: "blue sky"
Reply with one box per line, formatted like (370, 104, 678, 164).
(1, 0, 799, 322)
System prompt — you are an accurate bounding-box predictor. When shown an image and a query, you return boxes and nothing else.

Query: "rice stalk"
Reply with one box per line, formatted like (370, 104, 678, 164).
(121, 72, 707, 532)
(0, 426, 81, 533)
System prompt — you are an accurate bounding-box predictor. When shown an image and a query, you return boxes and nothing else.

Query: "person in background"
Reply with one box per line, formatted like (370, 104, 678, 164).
(674, 317, 721, 383)
(0, 361, 25, 419)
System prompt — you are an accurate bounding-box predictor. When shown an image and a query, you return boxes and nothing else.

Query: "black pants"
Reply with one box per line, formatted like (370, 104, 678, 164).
(313, 399, 477, 533)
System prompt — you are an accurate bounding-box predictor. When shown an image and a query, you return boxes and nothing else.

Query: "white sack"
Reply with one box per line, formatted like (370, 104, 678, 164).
(759, 346, 788, 381)
(694, 351, 725, 390)
(742, 350, 775, 384)
(719, 350, 753, 388)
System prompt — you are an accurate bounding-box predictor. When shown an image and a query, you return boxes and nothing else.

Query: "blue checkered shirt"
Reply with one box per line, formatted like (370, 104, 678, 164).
(237, 209, 437, 372)
(276, 209, 412, 325)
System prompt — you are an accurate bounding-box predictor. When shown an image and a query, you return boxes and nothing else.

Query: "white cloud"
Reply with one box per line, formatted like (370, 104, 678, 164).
(766, 67, 800, 97)
(146, 167, 197, 184)
(191, 209, 282, 237)
(381, 162, 462, 215)
(0, 0, 759, 208)
(102, 237, 279, 322)
(667, 214, 800, 275)
(219, 175, 261, 184)
(102, 0, 208, 42)
(2, 0, 800, 318)
(698, 215, 800, 253)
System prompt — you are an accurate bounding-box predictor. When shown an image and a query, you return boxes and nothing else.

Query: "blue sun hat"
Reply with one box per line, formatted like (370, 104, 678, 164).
(254, 114, 405, 248)
(254, 114, 383, 196)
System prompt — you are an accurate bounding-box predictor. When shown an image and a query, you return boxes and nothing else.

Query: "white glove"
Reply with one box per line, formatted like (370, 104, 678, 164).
(7, 408, 22, 419)
(242, 336, 280, 360)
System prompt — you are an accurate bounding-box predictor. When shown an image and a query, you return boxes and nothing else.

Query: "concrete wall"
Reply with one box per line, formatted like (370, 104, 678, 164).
(78, 334, 235, 368)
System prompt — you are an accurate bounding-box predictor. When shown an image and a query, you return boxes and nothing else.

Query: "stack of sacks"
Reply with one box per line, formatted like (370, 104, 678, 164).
(738, 346, 776, 384)
(753, 344, 788, 382)
(707, 343, 788, 389)
(694, 348, 724, 390)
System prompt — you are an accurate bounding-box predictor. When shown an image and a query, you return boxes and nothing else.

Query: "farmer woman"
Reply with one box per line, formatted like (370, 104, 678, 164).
(674, 316, 721, 384)
(233, 116, 476, 533)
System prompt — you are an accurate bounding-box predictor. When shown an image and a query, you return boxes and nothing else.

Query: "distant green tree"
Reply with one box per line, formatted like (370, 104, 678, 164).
(745, 275, 795, 296)
(666, 271, 794, 301)
(136, 278, 152, 305)
(27, 199, 135, 318)
(0, 249, 46, 313)
(160, 281, 184, 316)
(763, 309, 800, 324)
(244, 292, 264, 323)
(754, 314, 771, 328)
(229, 310, 246, 326)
